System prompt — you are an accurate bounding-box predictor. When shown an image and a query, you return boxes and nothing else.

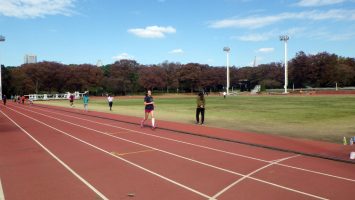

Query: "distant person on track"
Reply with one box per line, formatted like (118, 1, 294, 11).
(196, 91, 205, 125)
(21, 95, 25, 104)
(69, 93, 74, 107)
(83, 93, 89, 112)
(2, 94, 7, 105)
(107, 94, 113, 111)
(29, 96, 34, 105)
(140, 90, 156, 130)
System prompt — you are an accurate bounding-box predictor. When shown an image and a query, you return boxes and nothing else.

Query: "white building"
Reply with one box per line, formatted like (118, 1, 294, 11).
(24, 54, 37, 64)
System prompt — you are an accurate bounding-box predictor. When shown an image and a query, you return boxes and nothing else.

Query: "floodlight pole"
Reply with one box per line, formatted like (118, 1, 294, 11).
(223, 47, 230, 95)
(280, 35, 289, 94)
(0, 35, 5, 100)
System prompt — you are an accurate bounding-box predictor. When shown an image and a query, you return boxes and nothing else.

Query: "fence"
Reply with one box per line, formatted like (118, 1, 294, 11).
(24, 91, 87, 101)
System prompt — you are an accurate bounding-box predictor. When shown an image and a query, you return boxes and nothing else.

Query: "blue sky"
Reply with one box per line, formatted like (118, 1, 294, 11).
(0, 0, 354, 67)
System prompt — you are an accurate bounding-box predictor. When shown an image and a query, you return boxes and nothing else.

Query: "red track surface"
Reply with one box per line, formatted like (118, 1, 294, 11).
(1, 102, 355, 200)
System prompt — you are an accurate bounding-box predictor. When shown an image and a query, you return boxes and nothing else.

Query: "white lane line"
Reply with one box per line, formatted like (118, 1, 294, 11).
(209, 155, 329, 200)
(5, 106, 212, 199)
(9, 106, 331, 199)
(0, 110, 109, 200)
(26, 105, 271, 163)
(0, 178, 5, 200)
(276, 163, 355, 183)
(26, 105, 355, 183)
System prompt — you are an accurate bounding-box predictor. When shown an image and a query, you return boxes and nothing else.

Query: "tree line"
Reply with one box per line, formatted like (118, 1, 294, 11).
(1, 51, 355, 96)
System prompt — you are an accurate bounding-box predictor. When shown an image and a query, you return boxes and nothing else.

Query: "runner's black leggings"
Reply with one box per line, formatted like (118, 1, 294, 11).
(196, 108, 205, 123)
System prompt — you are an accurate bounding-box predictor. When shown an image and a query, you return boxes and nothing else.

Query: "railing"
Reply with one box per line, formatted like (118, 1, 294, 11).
(24, 91, 87, 101)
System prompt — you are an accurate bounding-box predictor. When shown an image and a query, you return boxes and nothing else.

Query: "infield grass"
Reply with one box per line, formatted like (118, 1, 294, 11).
(38, 94, 355, 143)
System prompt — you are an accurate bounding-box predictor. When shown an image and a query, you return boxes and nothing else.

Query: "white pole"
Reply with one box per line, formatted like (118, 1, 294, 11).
(280, 35, 289, 94)
(226, 51, 230, 95)
(284, 39, 288, 93)
(223, 47, 230, 95)
(0, 35, 4, 101)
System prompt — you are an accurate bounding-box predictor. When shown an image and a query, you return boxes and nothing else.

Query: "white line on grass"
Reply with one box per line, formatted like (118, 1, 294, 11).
(0, 110, 109, 200)
(25, 104, 355, 183)
(0, 178, 5, 200)
(4, 107, 212, 199)
(9, 105, 330, 200)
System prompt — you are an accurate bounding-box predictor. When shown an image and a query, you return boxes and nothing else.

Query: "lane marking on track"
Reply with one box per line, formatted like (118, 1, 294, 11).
(9, 105, 332, 199)
(24, 104, 355, 183)
(0, 110, 109, 200)
(5, 107, 212, 199)
(111, 149, 155, 156)
(0, 178, 5, 200)
(106, 131, 132, 135)
(209, 155, 330, 200)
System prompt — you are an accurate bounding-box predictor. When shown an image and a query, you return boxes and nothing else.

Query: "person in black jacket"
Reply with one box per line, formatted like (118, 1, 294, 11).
(196, 92, 205, 125)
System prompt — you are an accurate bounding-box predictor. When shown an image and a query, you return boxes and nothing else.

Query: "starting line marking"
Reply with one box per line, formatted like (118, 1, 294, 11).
(0, 110, 109, 200)
(9, 106, 330, 200)
(0, 178, 4, 200)
(111, 149, 155, 156)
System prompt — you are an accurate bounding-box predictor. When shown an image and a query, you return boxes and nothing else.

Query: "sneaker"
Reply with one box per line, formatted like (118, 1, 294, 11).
(195, 122, 199, 124)
(200, 122, 204, 125)
(151, 126, 156, 130)
(140, 120, 144, 128)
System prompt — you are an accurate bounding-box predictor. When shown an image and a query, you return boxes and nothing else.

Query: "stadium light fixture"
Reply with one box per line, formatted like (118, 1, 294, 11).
(0, 35, 5, 100)
(223, 47, 230, 95)
(280, 35, 289, 94)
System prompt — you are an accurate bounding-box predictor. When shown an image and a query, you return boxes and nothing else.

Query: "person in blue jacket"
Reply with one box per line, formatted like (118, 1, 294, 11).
(83, 93, 89, 112)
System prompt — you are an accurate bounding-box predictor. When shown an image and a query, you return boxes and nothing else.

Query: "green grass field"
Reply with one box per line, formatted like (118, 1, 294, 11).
(38, 94, 355, 143)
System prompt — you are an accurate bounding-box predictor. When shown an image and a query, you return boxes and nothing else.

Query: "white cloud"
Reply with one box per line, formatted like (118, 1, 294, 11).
(128, 26, 176, 38)
(235, 33, 272, 41)
(307, 28, 355, 41)
(257, 48, 274, 53)
(327, 32, 355, 41)
(209, 15, 285, 29)
(169, 49, 184, 54)
(0, 0, 76, 19)
(112, 53, 134, 61)
(234, 27, 305, 42)
(296, 0, 345, 7)
(209, 9, 355, 29)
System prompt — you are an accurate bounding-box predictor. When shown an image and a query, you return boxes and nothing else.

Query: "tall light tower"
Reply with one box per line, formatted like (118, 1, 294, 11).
(280, 35, 289, 94)
(0, 35, 5, 100)
(223, 47, 230, 95)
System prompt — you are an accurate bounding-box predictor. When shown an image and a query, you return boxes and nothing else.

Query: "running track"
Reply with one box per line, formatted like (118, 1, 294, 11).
(1, 102, 355, 200)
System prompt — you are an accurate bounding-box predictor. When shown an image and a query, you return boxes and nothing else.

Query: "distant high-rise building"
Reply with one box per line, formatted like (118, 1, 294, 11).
(24, 54, 37, 64)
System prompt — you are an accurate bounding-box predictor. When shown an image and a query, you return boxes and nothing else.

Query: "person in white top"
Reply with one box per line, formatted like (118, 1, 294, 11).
(223, 91, 226, 99)
(107, 95, 114, 111)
